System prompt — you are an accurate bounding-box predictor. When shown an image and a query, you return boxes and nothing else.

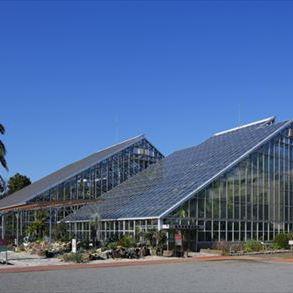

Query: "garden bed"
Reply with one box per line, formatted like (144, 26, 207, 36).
(230, 249, 293, 256)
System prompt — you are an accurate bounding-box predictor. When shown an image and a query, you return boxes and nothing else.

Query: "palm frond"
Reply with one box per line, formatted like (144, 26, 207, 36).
(0, 124, 8, 171)
(0, 156, 8, 171)
(0, 175, 5, 193)
(0, 124, 5, 135)
(0, 140, 7, 156)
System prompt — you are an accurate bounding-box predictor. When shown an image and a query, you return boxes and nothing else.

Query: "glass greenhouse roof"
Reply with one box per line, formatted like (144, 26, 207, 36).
(64, 118, 292, 222)
(0, 135, 147, 210)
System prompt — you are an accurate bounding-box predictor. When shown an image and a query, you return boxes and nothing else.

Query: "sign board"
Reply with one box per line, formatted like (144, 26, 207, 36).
(0, 239, 7, 252)
(162, 224, 170, 229)
(175, 231, 183, 246)
(0, 246, 6, 253)
(72, 239, 77, 253)
(289, 240, 293, 246)
(0, 239, 8, 264)
(168, 224, 203, 230)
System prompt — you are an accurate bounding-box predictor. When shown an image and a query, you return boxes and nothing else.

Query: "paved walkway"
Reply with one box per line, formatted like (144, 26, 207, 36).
(1, 260, 293, 293)
(1, 254, 293, 274)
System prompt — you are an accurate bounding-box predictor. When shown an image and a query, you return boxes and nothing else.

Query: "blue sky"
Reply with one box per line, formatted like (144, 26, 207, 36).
(1, 0, 293, 181)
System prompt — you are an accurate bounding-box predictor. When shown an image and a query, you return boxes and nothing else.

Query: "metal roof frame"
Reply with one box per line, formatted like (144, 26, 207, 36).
(0, 198, 103, 212)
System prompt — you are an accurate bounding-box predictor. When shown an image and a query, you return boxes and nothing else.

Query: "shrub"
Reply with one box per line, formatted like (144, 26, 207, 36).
(135, 227, 143, 242)
(143, 230, 166, 250)
(213, 241, 231, 255)
(244, 240, 264, 252)
(144, 229, 157, 247)
(271, 242, 282, 250)
(273, 233, 293, 250)
(105, 234, 119, 245)
(229, 242, 244, 253)
(79, 240, 91, 250)
(61, 252, 88, 263)
(117, 235, 136, 248)
(107, 241, 118, 250)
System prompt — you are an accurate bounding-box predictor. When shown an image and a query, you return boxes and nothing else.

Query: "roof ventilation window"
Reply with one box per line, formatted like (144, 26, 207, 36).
(134, 148, 155, 157)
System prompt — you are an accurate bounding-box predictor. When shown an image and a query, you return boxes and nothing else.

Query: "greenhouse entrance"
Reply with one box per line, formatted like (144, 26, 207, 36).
(163, 223, 202, 254)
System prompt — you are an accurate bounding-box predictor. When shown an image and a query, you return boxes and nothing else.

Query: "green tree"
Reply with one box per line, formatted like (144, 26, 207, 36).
(0, 123, 8, 193)
(52, 222, 70, 242)
(26, 210, 48, 240)
(7, 173, 31, 195)
(144, 229, 167, 255)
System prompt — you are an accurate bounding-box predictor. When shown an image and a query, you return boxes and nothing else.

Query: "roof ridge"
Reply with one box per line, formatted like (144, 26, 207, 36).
(52, 134, 146, 173)
(92, 134, 144, 155)
(213, 116, 276, 136)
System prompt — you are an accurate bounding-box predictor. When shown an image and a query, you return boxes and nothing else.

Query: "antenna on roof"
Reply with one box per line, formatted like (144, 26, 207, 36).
(214, 116, 276, 136)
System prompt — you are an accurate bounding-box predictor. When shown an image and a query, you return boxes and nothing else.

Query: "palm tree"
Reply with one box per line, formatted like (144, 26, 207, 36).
(0, 124, 8, 171)
(0, 124, 8, 193)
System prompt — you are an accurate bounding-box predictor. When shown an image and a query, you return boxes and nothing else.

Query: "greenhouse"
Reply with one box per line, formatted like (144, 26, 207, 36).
(64, 117, 293, 251)
(0, 135, 163, 244)
(1, 116, 293, 251)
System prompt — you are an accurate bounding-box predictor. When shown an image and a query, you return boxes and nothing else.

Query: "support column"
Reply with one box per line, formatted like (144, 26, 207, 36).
(157, 218, 162, 231)
(16, 211, 19, 246)
(20, 211, 23, 238)
(104, 222, 107, 240)
(133, 220, 136, 239)
(96, 218, 101, 242)
(1, 215, 5, 239)
(123, 220, 126, 235)
(195, 228, 198, 252)
(49, 208, 52, 243)
(74, 222, 77, 239)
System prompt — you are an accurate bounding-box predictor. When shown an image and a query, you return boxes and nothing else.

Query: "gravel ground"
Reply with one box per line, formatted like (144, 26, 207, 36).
(1, 260, 293, 293)
(0, 251, 63, 267)
(0, 251, 184, 268)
